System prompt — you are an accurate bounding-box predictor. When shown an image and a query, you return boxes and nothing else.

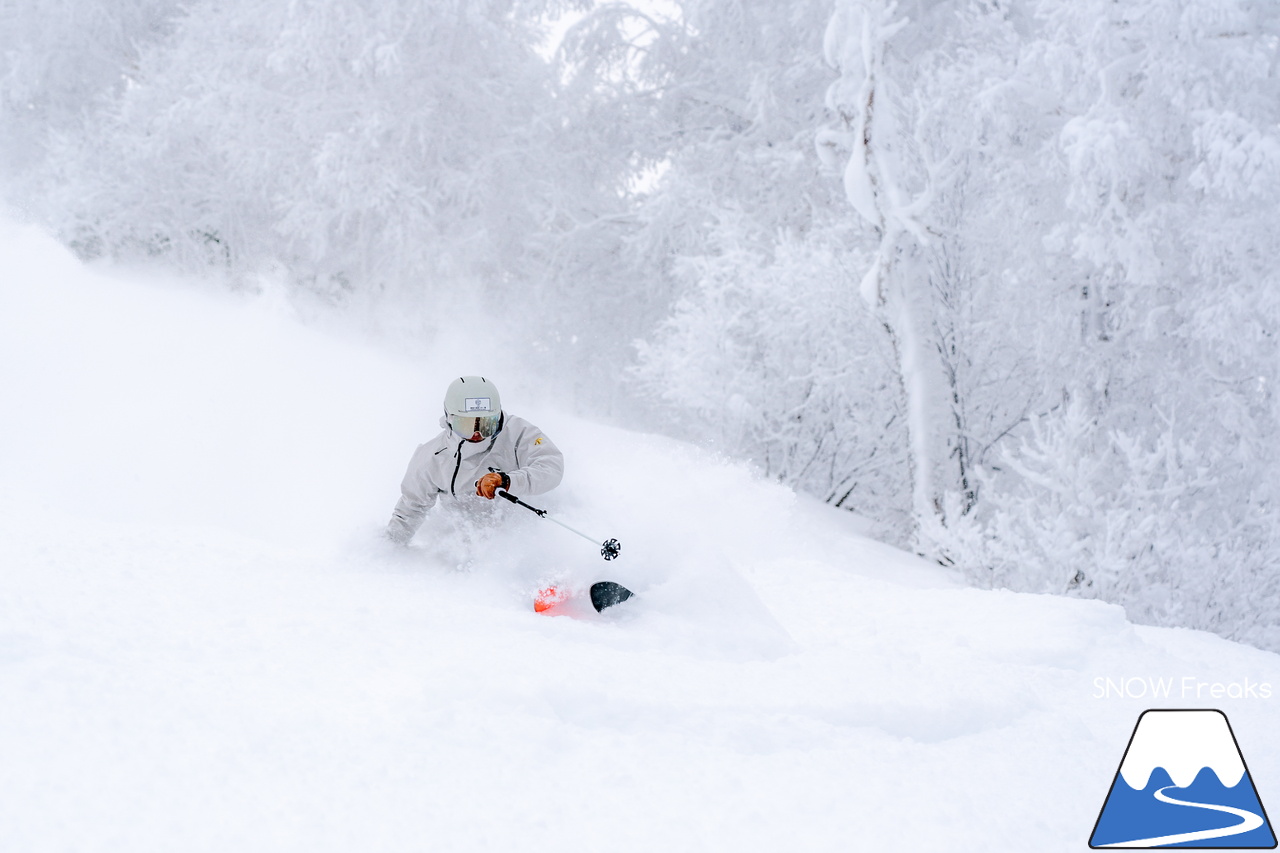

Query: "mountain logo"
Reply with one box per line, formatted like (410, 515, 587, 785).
(1090, 709, 1277, 848)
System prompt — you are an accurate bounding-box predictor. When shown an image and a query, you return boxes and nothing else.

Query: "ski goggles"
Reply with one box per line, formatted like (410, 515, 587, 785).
(450, 412, 502, 441)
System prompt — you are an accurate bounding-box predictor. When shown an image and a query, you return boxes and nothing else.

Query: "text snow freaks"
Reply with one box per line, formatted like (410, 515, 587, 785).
(1093, 676, 1273, 701)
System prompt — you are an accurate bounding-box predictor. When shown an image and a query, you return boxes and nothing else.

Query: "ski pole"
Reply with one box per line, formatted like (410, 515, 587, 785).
(496, 489, 621, 561)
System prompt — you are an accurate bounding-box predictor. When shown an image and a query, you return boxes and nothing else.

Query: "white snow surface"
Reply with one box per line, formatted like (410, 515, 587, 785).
(3, 219, 1280, 852)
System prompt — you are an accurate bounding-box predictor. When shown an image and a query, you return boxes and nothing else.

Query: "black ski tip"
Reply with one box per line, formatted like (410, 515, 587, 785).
(589, 581, 634, 612)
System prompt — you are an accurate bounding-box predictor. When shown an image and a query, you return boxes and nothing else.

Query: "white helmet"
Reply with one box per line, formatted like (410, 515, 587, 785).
(444, 376, 503, 441)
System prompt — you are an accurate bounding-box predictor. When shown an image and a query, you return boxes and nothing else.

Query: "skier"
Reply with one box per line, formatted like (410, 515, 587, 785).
(386, 376, 564, 545)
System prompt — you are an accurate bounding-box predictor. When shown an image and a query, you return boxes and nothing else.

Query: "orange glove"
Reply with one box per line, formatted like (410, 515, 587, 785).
(476, 471, 510, 499)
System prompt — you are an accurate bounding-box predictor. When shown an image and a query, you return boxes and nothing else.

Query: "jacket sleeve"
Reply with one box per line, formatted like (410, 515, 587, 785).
(386, 446, 440, 544)
(507, 426, 564, 496)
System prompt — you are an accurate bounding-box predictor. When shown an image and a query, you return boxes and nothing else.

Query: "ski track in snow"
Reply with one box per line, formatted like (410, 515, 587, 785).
(3, 220, 1280, 852)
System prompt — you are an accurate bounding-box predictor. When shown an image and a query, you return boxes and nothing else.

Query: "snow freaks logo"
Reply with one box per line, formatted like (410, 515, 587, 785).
(1089, 710, 1277, 848)
(1093, 676, 1273, 701)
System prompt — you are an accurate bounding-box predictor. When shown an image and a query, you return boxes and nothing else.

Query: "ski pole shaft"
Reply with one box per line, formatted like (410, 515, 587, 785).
(496, 489, 621, 561)
(544, 514, 605, 548)
(495, 489, 547, 518)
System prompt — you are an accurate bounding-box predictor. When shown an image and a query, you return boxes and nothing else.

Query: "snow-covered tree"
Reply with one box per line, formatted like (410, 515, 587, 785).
(41, 0, 580, 325)
(903, 0, 1280, 649)
(0, 0, 181, 195)
(578, 0, 911, 519)
(821, 0, 1068, 544)
(816, 0, 1280, 648)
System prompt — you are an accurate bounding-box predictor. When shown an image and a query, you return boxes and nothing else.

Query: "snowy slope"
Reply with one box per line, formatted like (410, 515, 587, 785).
(3, 220, 1280, 853)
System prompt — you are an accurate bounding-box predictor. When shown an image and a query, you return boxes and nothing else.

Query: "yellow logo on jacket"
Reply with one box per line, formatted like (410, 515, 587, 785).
(534, 437, 544, 445)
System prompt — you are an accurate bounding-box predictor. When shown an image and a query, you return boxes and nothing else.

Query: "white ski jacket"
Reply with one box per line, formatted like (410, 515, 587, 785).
(387, 413, 563, 544)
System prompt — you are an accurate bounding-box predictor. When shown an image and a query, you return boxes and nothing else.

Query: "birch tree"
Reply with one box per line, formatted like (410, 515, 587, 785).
(823, 0, 955, 543)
